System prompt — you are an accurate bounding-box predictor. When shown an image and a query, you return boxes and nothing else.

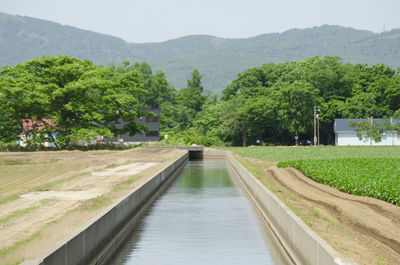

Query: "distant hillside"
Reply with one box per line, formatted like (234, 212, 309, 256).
(0, 12, 133, 65)
(1, 12, 400, 94)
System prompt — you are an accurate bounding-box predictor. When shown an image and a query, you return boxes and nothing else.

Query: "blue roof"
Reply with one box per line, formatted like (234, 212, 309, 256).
(334, 118, 400, 132)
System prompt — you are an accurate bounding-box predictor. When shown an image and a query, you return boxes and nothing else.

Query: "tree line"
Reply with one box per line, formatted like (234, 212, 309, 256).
(0, 55, 399, 147)
(0, 56, 173, 147)
(0, 55, 212, 148)
(166, 56, 400, 146)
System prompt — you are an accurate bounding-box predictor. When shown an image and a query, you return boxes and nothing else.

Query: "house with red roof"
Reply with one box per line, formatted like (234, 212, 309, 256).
(17, 119, 58, 147)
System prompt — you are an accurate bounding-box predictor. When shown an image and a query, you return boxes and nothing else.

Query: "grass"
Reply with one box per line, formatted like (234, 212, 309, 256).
(0, 195, 20, 206)
(0, 165, 75, 194)
(0, 206, 41, 224)
(0, 219, 58, 263)
(39, 199, 54, 206)
(0, 229, 41, 258)
(80, 196, 111, 211)
(0, 158, 60, 166)
(112, 175, 140, 192)
(377, 257, 387, 265)
(82, 175, 141, 211)
(36, 172, 88, 191)
(0, 199, 54, 225)
(2, 160, 30, 166)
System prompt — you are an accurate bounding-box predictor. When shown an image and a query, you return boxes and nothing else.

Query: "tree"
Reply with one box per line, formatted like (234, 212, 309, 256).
(349, 118, 388, 144)
(177, 69, 207, 112)
(144, 70, 174, 108)
(219, 97, 248, 146)
(271, 80, 320, 139)
(0, 56, 146, 147)
(187, 69, 204, 92)
(109, 62, 174, 108)
(350, 118, 400, 145)
(341, 92, 383, 118)
(219, 57, 400, 145)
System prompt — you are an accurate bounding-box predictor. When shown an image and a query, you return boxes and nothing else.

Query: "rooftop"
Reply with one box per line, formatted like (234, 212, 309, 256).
(334, 118, 400, 132)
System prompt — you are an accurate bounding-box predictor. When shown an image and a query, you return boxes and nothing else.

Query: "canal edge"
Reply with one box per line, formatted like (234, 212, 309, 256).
(204, 149, 359, 265)
(21, 151, 189, 265)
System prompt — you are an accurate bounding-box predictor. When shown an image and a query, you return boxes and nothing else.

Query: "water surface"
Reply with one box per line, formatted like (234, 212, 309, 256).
(105, 160, 289, 265)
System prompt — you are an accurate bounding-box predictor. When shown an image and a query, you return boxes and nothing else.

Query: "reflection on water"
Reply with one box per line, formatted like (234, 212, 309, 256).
(104, 160, 289, 265)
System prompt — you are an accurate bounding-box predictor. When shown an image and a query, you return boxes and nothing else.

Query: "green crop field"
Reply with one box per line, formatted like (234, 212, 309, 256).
(220, 146, 400, 161)
(278, 158, 400, 205)
(222, 146, 400, 205)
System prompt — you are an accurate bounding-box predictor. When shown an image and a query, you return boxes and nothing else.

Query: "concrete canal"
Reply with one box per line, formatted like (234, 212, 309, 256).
(104, 159, 290, 265)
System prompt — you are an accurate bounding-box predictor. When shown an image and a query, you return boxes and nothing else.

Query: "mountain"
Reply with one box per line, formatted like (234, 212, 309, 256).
(0, 12, 133, 66)
(1, 12, 400, 94)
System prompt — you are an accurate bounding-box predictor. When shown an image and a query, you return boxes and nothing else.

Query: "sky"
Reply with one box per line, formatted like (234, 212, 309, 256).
(0, 0, 399, 43)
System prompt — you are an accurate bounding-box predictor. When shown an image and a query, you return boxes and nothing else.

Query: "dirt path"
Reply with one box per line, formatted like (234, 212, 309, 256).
(0, 147, 186, 264)
(238, 156, 400, 265)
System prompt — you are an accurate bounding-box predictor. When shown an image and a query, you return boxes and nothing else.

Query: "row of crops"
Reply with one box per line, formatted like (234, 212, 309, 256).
(222, 146, 400, 161)
(222, 146, 400, 206)
(278, 158, 400, 205)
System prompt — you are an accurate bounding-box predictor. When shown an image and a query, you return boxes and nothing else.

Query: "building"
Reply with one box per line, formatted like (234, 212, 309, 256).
(17, 119, 58, 147)
(334, 118, 400, 146)
(103, 108, 160, 145)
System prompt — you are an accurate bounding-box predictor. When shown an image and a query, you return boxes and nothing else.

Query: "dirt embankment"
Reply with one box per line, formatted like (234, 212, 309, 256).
(0, 147, 186, 265)
(238, 155, 400, 265)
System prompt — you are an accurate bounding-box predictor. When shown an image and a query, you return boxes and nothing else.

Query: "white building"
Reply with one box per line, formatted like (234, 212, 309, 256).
(334, 118, 400, 146)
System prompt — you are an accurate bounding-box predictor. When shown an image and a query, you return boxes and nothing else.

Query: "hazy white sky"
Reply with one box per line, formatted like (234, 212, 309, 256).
(0, 0, 399, 43)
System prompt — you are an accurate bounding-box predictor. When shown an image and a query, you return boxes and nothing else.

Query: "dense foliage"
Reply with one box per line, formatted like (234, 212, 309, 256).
(159, 69, 214, 144)
(278, 158, 400, 205)
(0, 55, 216, 147)
(2, 12, 400, 95)
(1, 55, 400, 147)
(172, 55, 400, 148)
(0, 56, 173, 147)
(204, 56, 400, 145)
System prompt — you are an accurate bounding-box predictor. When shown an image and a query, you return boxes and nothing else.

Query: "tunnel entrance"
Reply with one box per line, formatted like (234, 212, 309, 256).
(177, 146, 204, 160)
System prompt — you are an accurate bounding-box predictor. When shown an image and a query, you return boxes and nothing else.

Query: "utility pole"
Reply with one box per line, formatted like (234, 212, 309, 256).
(369, 116, 373, 146)
(391, 117, 394, 146)
(317, 113, 320, 146)
(313, 105, 320, 146)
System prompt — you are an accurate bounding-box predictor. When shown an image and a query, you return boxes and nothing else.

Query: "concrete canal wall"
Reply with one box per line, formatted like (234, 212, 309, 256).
(204, 150, 358, 265)
(23, 148, 358, 265)
(23, 151, 188, 265)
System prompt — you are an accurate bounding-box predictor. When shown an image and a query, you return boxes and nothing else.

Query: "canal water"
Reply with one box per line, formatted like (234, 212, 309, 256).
(104, 160, 290, 265)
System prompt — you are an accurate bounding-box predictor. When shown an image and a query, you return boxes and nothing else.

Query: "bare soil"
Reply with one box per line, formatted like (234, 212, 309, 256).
(0, 147, 186, 265)
(236, 155, 400, 265)
(2, 148, 398, 265)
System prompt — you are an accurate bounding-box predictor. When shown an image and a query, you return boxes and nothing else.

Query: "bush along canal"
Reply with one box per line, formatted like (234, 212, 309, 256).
(103, 159, 290, 265)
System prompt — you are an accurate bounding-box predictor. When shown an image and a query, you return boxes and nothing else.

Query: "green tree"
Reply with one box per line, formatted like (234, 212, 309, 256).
(349, 118, 387, 144)
(187, 69, 204, 92)
(220, 57, 400, 145)
(271, 80, 320, 139)
(177, 69, 207, 112)
(110, 61, 174, 108)
(0, 56, 146, 147)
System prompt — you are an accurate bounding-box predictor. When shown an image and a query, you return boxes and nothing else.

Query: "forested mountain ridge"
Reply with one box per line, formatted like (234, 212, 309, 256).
(1, 12, 400, 94)
(0, 12, 133, 65)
